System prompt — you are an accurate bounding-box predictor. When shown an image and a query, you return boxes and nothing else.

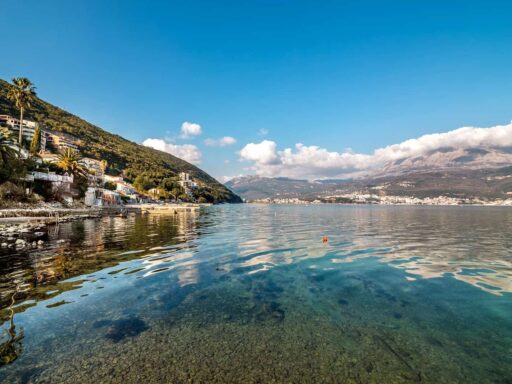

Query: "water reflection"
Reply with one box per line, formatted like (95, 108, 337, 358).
(0, 289, 23, 366)
(0, 210, 202, 322)
(215, 205, 512, 295)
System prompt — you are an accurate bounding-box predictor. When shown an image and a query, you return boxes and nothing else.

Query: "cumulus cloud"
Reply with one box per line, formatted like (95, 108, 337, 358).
(179, 121, 202, 139)
(239, 140, 279, 165)
(204, 136, 237, 147)
(143, 138, 202, 164)
(239, 123, 512, 179)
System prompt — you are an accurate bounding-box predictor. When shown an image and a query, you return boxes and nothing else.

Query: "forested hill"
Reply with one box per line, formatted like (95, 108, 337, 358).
(0, 79, 241, 203)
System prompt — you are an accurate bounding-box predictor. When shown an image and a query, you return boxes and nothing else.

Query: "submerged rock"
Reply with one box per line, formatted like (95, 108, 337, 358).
(258, 301, 285, 322)
(94, 316, 149, 343)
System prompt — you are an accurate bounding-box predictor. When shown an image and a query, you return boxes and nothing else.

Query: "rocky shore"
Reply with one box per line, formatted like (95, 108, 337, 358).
(0, 221, 49, 249)
(0, 203, 211, 249)
(0, 213, 103, 249)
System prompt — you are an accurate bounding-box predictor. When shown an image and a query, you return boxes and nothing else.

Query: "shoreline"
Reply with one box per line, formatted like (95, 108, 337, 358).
(0, 203, 212, 248)
(0, 203, 212, 220)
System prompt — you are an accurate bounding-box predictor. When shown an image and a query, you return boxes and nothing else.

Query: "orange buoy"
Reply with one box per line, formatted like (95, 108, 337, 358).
(322, 236, 329, 244)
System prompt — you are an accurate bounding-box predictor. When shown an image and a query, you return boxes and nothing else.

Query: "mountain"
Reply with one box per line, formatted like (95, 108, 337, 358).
(226, 147, 512, 201)
(374, 146, 512, 178)
(0, 79, 241, 203)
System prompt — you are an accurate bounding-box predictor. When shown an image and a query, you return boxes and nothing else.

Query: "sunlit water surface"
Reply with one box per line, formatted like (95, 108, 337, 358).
(0, 205, 511, 383)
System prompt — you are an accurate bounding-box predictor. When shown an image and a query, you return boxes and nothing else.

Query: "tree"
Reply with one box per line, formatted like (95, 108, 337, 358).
(133, 174, 156, 193)
(29, 126, 41, 155)
(56, 148, 86, 177)
(100, 159, 107, 174)
(0, 133, 16, 166)
(7, 78, 36, 152)
(0, 133, 25, 183)
(104, 181, 116, 191)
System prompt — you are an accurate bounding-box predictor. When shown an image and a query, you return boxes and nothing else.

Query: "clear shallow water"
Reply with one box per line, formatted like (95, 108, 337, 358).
(0, 205, 511, 383)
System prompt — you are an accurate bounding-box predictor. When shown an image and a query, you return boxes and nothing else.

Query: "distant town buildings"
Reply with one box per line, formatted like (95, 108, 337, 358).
(251, 194, 512, 206)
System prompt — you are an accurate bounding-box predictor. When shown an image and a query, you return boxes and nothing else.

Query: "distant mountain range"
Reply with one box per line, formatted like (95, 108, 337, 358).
(0, 79, 241, 203)
(226, 145, 512, 201)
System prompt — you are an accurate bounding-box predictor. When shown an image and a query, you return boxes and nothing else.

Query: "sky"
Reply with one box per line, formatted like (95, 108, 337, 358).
(1, 0, 512, 181)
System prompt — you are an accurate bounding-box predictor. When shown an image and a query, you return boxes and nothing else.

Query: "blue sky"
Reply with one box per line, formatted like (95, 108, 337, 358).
(1, 0, 512, 180)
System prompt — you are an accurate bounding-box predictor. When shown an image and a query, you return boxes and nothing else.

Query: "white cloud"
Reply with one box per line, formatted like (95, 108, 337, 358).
(179, 121, 202, 139)
(143, 138, 202, 164)
(258, 128, 269, 136)
(204, 136, 237, 147)
(239, 140, 279, 165)
(239, 123, 512, 179)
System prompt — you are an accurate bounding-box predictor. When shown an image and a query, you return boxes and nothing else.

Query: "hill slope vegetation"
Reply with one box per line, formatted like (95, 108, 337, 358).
(0, 79, 241, 203)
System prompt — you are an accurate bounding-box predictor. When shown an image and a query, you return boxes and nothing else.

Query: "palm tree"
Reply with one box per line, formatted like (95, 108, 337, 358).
(6, 78, 37, 151)
(56, 148, 86, 177)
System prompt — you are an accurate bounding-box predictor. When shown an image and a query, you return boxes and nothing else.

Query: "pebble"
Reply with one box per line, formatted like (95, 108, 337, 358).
(15, 239, 26, 247)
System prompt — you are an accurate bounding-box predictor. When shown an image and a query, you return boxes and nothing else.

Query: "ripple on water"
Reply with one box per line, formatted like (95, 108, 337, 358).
(0, 206, 512, 383)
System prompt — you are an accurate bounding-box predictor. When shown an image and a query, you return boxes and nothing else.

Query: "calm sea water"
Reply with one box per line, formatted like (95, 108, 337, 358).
(0, 205, 511, 383)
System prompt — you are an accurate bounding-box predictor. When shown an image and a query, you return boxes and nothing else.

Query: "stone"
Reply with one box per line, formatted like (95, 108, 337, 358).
(15, 239, 26, 247)
(1, 243, 7, 247)
(37, 240, 44, 245)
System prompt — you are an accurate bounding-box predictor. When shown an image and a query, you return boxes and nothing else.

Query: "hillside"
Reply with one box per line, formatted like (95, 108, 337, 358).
(0, 79, 241, 203)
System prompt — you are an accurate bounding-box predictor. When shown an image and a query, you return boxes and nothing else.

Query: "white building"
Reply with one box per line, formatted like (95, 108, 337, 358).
(85, 187, 122, 206)
(103, 175, 124, 184)
(116, 181, 135, 195)
(80, 158, 104, 177)
(0, 114, 45, 151)
(178, 172, 197, 193)
(43, 129, 79, 151)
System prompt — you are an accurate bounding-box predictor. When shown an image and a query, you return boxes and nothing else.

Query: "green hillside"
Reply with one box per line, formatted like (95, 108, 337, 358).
(0, 79, 241, 203)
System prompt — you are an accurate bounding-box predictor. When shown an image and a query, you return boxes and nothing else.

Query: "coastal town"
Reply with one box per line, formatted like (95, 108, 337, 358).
(251, 193, 512, 206)
(0, 113, 200, 208)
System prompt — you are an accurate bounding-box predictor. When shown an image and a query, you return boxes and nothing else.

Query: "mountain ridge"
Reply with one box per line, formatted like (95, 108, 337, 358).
(226, 146, 512, 201)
